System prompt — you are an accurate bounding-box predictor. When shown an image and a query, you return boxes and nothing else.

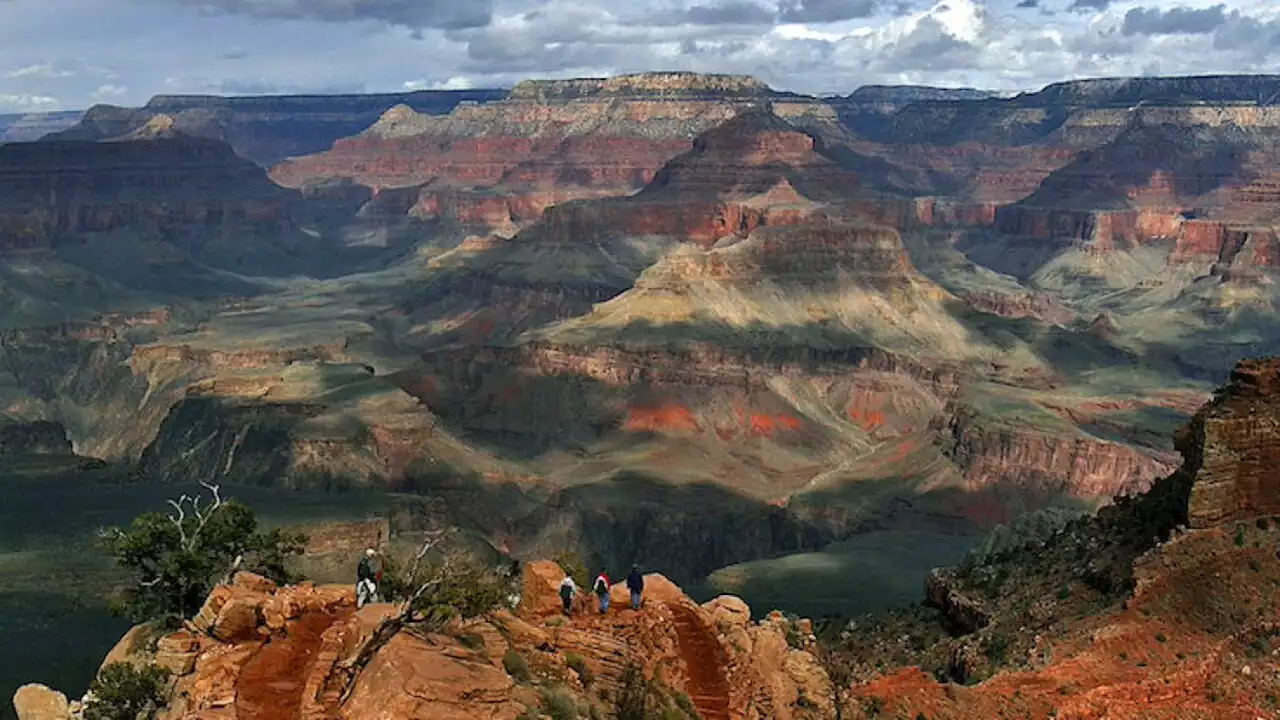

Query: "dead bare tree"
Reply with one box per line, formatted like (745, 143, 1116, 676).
(335, 529, 454, 704)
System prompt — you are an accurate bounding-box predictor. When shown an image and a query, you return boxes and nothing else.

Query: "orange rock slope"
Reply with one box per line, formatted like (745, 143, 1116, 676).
(32, 562, 832, 720)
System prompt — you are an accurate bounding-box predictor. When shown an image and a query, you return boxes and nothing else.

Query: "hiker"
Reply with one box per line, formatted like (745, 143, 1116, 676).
(626, 564, 645, 610)
(559, 574, 578, 615)
(593, 570, 611, 614)
(356, 548, 381, 608)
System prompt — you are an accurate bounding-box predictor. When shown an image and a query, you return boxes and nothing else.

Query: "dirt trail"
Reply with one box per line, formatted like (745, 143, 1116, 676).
(668, 602, 732, 720)
(235, 607, 351, 719)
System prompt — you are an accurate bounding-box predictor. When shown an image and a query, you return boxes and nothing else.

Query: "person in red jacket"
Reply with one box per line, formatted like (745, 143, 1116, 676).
(592, 570, 611, 614)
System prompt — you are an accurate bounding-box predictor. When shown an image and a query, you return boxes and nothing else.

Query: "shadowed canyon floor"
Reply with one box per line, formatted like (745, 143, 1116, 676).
(9, 72, 1280, 714)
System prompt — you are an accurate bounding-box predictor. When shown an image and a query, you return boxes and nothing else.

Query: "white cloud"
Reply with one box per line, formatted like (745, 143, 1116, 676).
(0, 93, 59, 111)
(91, 83, 128, 98)
(3, 63, 74, 79)
(402, 76, 475, 90)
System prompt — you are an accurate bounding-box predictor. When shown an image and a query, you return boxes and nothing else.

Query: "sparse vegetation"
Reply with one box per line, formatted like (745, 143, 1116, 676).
(82, 662, 171, 720)
(566, 652, 593, 687)
(614, 662, 650, 720)
(504, 649, 533, 683)
(860, 695, 886, 717)
(540, 686, 581, 720)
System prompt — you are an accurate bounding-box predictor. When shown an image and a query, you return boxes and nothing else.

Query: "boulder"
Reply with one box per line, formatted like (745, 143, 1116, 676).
(517, 560, 567, 619)
(703, 595, 752, 627)
(154, 630, 201, 676)
(12, 684, 70, 720)
(210, 593, 263, 642)
(99, 620, 164, 670)
(231, 571, 277, 594)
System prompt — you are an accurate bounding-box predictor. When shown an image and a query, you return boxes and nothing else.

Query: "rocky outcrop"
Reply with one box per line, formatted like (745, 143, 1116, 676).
(1182, 357, 1280, 527)
(963, 290, 1075, 325)
(31, 563, 832, 720)
(924, 567, 989, 633)
(11, 684, 70, 720)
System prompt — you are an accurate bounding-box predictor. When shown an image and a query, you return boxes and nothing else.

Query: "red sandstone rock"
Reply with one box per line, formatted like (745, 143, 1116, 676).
(1183, 357, 1280, 527)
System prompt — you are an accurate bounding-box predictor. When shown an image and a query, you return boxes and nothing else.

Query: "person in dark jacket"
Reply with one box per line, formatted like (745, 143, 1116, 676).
(626, 564, 645, 610)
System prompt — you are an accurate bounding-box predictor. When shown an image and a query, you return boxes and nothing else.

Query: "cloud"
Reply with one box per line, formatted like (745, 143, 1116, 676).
(1210, 13, 1280, 54)
(1122, 5, 1229, 36)
(1015, 0, 1038, 7)
(655, 1, 779, 26)
(162, 0, 492, 30)
(403, 76, 474, 90)
(0, 93, 59, 110)
(778, 0, 879, 23)
(1068, 0, 1109, 12)
(3, 63, 75, 79)
(91, 83, 128, 98)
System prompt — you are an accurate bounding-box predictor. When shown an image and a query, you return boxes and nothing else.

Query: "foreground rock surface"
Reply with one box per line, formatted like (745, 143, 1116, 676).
(30, 564, 830, 719)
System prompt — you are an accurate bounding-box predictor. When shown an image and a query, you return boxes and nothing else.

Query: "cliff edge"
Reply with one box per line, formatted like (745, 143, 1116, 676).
(14, 562, 831, 720)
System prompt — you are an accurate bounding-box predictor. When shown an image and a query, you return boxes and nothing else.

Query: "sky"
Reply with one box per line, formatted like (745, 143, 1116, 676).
(2, 0, 1280, 112)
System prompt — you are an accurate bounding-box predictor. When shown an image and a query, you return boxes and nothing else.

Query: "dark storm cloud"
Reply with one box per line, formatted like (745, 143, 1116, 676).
(1121, 5, 1228, 36)
(777, 0, 878, 23)
(167, 0, 492, 30)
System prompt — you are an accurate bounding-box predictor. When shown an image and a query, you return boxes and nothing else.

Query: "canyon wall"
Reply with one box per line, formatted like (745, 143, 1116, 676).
(47, 89, 506, 166)
(1182, 357, 1280, 527)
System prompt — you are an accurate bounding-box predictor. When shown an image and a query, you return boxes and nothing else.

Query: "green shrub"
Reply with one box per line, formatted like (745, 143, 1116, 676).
(566, 652, 593, 686)
(541, 687, 580, 720)
(673, 691, 700, 718)
(83, 662, 171, 720)
(97, 487, 306, 621)
(614, 662, 649, 720)
(504, 649, 532, 683)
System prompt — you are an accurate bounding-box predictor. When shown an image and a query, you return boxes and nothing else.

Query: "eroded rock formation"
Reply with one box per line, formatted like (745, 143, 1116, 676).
(32, 563, 833, 720)
(1182, 357, 1280, 527)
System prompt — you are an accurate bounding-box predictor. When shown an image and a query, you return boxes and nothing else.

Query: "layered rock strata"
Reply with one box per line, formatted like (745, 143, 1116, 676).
(47, 89, 506, 166)
(1182, 357, 1280, 527)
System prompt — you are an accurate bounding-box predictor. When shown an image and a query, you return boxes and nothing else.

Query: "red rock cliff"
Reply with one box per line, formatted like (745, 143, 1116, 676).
(1182, 357, 1280, 528)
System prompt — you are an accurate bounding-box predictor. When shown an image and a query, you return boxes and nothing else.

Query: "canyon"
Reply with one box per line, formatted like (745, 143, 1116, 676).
(5, 70, 1280, 714)
(15, 355, 1280, 720)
